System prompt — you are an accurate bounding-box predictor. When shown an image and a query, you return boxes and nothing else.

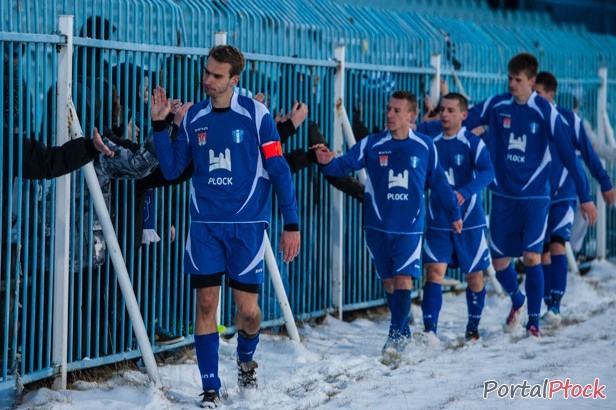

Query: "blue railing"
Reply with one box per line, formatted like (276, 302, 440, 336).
(2, 0, 616, 397)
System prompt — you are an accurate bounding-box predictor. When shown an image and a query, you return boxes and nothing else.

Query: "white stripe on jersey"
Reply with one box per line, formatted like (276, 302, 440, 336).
(522, 146, 551, 191)
(231, 92, 252, 120)
(190, 181, 200, 213)
(190, 104, 213, 125)
(364, 175, 382, 221)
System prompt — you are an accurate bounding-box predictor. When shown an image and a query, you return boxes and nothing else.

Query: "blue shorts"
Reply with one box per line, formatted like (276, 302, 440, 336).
(489, 195, 549, 257)
(423, 227, 490, 274)
(364, 228, 422, 279)
(185, 222, 266, 285)
(545, 200, 576, 243)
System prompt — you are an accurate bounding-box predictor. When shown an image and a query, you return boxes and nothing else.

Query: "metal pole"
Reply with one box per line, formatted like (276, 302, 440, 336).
(263, 235, 300, 342)
(332, 45, 346, 320)
(52, 15, 73, 391)
(565, 242, 579, 275)
(339, 105, 366, 183)
(597, 67, 607, 260)
(67, 101, 161, 387)
(429, 54, 442, 108)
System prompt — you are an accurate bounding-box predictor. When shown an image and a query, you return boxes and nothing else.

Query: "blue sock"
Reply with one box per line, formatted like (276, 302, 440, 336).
(391, 289, 412, 336)
(495, 263, 525, 309)
(525, 264, 544, 328)
(385, 291, 394, 313)
(550, 254, 568, 313)
(421, 282, 442, 333)
(542, 262, 552, 308)
(237, 330, 260, 363)
(195, 332, 221, 391)
(466, 286, 486, 331)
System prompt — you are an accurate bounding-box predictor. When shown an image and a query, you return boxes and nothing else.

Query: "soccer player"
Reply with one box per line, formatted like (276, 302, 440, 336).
(313, 91, 462, 363)
(420, 93, 495, 342)
(151, 45, 300, 408)
(533, 71, 614, 325)
(464, 53, 596, 337)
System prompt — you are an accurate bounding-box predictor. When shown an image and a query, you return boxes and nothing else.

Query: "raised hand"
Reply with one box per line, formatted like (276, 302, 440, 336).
(151, 87, 171, 121)
(92, 127, 114, 157)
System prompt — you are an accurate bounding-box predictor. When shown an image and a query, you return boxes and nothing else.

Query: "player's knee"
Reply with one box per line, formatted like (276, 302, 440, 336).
(549, 236, 566, 254)
(466, 271, 484, 291)
(492, 257, 510, 271)
(426, 270, 444, 284)
(196, 292, 219, 319)
(523, 252, 541, 267)
(236, 303, 261, 323)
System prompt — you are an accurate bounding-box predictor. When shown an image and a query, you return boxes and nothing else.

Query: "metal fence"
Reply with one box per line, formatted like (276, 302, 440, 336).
(2, 0, 616, 396)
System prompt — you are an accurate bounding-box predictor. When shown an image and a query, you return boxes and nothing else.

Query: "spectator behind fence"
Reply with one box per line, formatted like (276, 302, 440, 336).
(533, 71, 615, 328)
(313, 90, 461, 366)
(151, 45, 300, 407)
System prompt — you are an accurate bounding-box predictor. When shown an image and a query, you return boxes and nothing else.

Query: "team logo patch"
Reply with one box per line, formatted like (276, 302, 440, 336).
(231, 129, 244, 143)
(454, 154, 464, 166)
(379, 155, 389, 167)
(530, 122, 539, 134)
(198, 132, 207, 146)
(410, 156, 420, 169)
(503, 117, 511, 129)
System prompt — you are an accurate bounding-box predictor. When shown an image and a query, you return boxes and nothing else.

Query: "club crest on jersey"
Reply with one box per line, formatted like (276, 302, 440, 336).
(198, 132, 207, 146)
(508, 132, 527, 152)
(454, 154, 464, 166)
(379, 155, 389, 167)
(503, 117, 511, 129)
(530, 122, 539, 134)
(231, 129, 244, 143)
(388, 169, 409, 189)
(410, 156, 420, 169)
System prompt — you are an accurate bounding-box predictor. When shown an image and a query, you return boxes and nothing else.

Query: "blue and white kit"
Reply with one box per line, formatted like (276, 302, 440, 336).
(154, 91, 298, 282)
(423, 127, 494, 273)
(320, 129, 460, 278)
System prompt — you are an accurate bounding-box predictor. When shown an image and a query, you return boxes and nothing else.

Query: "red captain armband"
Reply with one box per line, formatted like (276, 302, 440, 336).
(261, 141, 283, 159)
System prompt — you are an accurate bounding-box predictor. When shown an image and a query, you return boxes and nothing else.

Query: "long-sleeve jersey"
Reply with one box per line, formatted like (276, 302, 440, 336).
(428, 127, 494, 230)
(320, 129, 460, 234)
(153, 91, 298, 226)
(465, 92, 591, 203)
(550, 106, 611, 203)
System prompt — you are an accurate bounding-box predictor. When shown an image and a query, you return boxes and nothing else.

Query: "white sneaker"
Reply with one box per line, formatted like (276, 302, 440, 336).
(541, 308, 562, 327)
(413, 331, 440, 346)
(504, 299, 527, 332)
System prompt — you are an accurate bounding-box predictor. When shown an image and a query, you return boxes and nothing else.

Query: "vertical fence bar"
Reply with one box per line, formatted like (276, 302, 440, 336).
(331, 45, 345, 319)
(597, 67, 607, 260)
(51, 15, 73, 391)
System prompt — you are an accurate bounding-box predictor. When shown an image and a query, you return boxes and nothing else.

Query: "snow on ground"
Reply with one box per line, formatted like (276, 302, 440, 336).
(18, 261, 616, 409)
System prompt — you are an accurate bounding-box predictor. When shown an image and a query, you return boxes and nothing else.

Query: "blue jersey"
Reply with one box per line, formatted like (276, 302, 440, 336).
(153, 91, 298, 226)
(550, 106, 611, 203)
(428, 127, 494, 231)
(320, 129, 460, 234)
(466, 92, 591, 203)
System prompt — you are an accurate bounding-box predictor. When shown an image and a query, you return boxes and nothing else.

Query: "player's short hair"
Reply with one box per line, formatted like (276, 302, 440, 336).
(207, 45, 245, 78)
(390, 90, 418, 112)
(507, 53, 538, 79)
(442, 92, 468, 112)
(535, 71, 558, 93)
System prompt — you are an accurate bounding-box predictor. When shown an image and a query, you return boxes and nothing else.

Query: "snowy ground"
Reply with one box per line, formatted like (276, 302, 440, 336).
(18, 261, 616, 409)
